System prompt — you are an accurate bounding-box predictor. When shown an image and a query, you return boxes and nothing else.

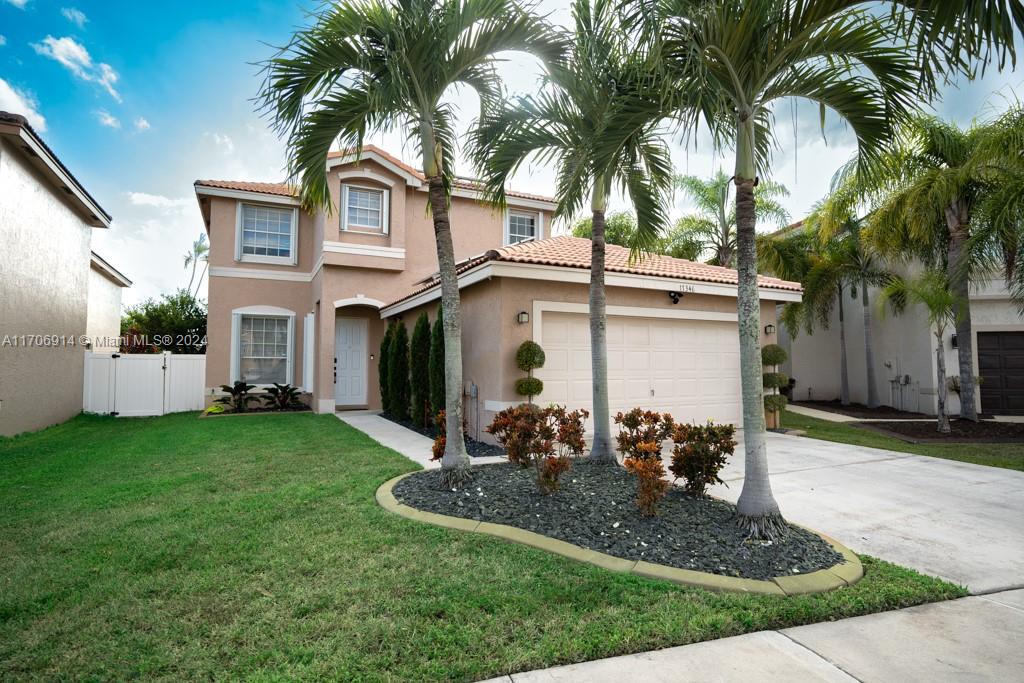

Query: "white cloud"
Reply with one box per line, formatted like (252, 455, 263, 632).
(61, 7, 87, 29)
(95, 109, 120, 128)
(0, 35, 7, 47)
(0, 78, 46, 130)
(134, 116, 150, 131)
(31, 35, 121, 102)
(205, 132, 235, 154)
(3, 0, 27, 8)
(127, 191, 190, 210)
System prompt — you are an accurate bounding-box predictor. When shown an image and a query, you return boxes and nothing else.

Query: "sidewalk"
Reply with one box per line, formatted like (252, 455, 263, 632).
(335, 410, 505, 469)
(481, 589, 1024, 682)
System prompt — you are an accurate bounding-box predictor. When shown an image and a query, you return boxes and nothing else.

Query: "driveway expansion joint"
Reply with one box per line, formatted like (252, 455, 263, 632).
(376, 472, 863, 595)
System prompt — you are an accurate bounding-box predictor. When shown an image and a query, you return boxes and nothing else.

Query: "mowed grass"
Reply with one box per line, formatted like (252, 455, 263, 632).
(782, 411, 1024, 471)
(1, 413, 964, 681)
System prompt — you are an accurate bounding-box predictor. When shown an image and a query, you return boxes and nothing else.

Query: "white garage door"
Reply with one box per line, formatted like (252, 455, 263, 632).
(536, 312, 743, 427)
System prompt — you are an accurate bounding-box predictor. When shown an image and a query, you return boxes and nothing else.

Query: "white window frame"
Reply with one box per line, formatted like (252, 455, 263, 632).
(230, 306, 296, 387)
(235, 202, 299, 266)
(341, 183, 390, 234)
(504, 209, 543, 245)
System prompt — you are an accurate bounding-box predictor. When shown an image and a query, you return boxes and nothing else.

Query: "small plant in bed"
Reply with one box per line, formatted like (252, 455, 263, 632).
(614, 409, 675, 516)
(486, 403, 575, 494)
(262, 383, 303, 410)
(670, 421, 737, 495)
(215, 381, 260, 412)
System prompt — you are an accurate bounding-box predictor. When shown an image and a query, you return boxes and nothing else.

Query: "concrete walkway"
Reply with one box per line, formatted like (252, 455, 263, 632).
(483, 589, 1024, 682)
(335, 411, 505, 469)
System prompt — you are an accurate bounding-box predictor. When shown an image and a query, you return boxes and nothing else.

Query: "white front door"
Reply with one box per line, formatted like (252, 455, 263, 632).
(335, 317, 368, 406)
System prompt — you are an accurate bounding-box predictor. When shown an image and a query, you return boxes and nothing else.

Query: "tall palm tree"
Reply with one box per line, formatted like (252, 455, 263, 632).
(258, 0, 564, 486)
(472, 0, 674, 462)
(183, 233, 209, 302)
(879, 271, 959, 433)
(673, 170, 789, 267)
(637, 0, 1022, 538)
(838, 108, 1024, 420)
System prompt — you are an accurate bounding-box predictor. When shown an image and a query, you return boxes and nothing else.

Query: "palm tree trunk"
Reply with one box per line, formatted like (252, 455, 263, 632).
(861, 278, 880, 408)
(588, 182, 615, 462)
(838, 286, 850, 406)
(946, 203, 977, 421)
(421, 125, 470, 487)
(935, 330, 951, 433)
(732, 117, 784, 539)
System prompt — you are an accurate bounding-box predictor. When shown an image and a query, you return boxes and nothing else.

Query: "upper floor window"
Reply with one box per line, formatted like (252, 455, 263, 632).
(506, 210, 542, 245)
(342, 184, 389, 234)
(236, 203, 298, 265)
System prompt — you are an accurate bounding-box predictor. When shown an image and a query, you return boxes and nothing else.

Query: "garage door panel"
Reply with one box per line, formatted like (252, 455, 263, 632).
(537, 311, 743, 427)
(978, 331, 1024, 414)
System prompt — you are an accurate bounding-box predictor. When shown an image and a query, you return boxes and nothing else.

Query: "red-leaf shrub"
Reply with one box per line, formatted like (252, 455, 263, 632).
(487, 404, 585, 494)
(614, 408, 675, 515)
(669, 421, 736, 495)
(430, 410, 446, 461)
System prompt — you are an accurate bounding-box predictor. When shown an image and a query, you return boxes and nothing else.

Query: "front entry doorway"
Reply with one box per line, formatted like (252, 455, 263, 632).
(335, 317, 368, 406)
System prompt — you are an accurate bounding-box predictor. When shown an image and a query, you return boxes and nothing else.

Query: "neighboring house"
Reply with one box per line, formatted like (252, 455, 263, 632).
(196, 145, 801, 440)
(781, 270, 1024, 416)
(86, 251, 133, 352)
(0, 111, 130, 436)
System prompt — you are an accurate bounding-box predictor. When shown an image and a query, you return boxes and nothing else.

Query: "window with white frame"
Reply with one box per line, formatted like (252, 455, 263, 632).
(342, 184, 388, 233)
(238, 315, 290, 385)
(506, 210, 540, 245)
(237, 203, 297, 264)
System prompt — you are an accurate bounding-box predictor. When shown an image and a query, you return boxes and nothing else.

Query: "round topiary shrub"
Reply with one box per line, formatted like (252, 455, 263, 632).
(761, 343, 788, 367)
(514, 376, 544, 399)
(764, 394, 788, 413)
(762, 372, 790, 390)
(515, 340, 546, 372)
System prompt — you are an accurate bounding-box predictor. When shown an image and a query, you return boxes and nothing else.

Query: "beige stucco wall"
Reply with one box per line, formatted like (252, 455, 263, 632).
(392, 274, 782, 443)
(85, 267, 124, 352)
(0, 137, 94, 436)
(781, 270, 1022, 415)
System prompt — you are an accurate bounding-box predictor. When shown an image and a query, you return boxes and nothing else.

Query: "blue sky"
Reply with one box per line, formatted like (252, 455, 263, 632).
(1, 0, 1021, 306)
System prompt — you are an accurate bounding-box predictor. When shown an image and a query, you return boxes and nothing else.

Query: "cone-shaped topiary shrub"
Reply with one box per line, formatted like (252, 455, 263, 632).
(761, 343, 789, 425)
(379, 321, 394, 414)
(388, 319, 410, 421)
(410, 312, 431, 427)
(428, 306, 445, 422)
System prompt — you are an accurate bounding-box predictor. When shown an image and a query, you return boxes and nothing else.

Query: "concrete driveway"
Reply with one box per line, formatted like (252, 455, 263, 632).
(708, 432, 1024, 593)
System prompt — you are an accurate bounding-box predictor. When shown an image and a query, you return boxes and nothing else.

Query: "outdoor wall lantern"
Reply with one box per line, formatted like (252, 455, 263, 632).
(951, 333, 958, 348)
(764, 323, 776, 336)
(668, 291, 682, 304)
(517, 311, 530, 324)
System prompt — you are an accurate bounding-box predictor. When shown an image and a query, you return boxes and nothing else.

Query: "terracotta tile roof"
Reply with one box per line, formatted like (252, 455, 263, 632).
(386, 235, 803, 308)
(196, 144, 554, 203)
(194, 179, 297, 197)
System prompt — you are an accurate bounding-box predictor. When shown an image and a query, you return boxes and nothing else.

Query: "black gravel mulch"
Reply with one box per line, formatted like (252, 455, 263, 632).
(381, 413, 504, 457)
(857, 419, 1024, 443)
(392, 460, 843, 581)
(793, 400, 929, 420)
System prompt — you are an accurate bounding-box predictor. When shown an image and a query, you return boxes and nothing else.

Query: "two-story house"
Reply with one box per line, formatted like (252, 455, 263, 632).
(196, 146, 801, 441)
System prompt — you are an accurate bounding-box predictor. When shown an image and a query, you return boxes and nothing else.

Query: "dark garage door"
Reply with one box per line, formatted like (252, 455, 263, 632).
(978, 332, 1024, 415)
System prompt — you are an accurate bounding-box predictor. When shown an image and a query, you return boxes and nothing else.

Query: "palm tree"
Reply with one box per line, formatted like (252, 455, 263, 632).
(638, 0, 1022, 538)
(839, 108, 1024, 421)
(258, 0, 564, 486)
(472, 0, 674, 462)
(673, 170, 789, 267)
(879, 271, 959, 433)
(183, 233, 209, 301)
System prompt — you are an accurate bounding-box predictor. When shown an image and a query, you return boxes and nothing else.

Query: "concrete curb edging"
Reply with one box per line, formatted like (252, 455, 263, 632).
(376, 473, 863, 596)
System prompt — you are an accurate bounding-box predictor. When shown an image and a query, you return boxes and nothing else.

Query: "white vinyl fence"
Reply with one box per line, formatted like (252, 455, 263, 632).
(83, 352, 206, 417)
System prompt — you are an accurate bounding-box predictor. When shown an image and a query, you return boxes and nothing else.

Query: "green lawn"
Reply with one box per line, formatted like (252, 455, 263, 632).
(1, 413, 964, 681)
(781, 411, 1024, 471)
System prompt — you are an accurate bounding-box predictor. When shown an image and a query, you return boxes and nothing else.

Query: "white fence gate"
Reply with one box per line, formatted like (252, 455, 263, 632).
(83, 352, 206, 417)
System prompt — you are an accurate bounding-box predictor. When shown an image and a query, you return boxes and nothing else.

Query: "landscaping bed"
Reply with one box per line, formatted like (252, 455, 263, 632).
(856, 419, 1024, 443)
(393, 460, 842, 581)
(381, 412, 504, 457)
(200, 404, 311, 417)
(793, 400, 930, 420)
